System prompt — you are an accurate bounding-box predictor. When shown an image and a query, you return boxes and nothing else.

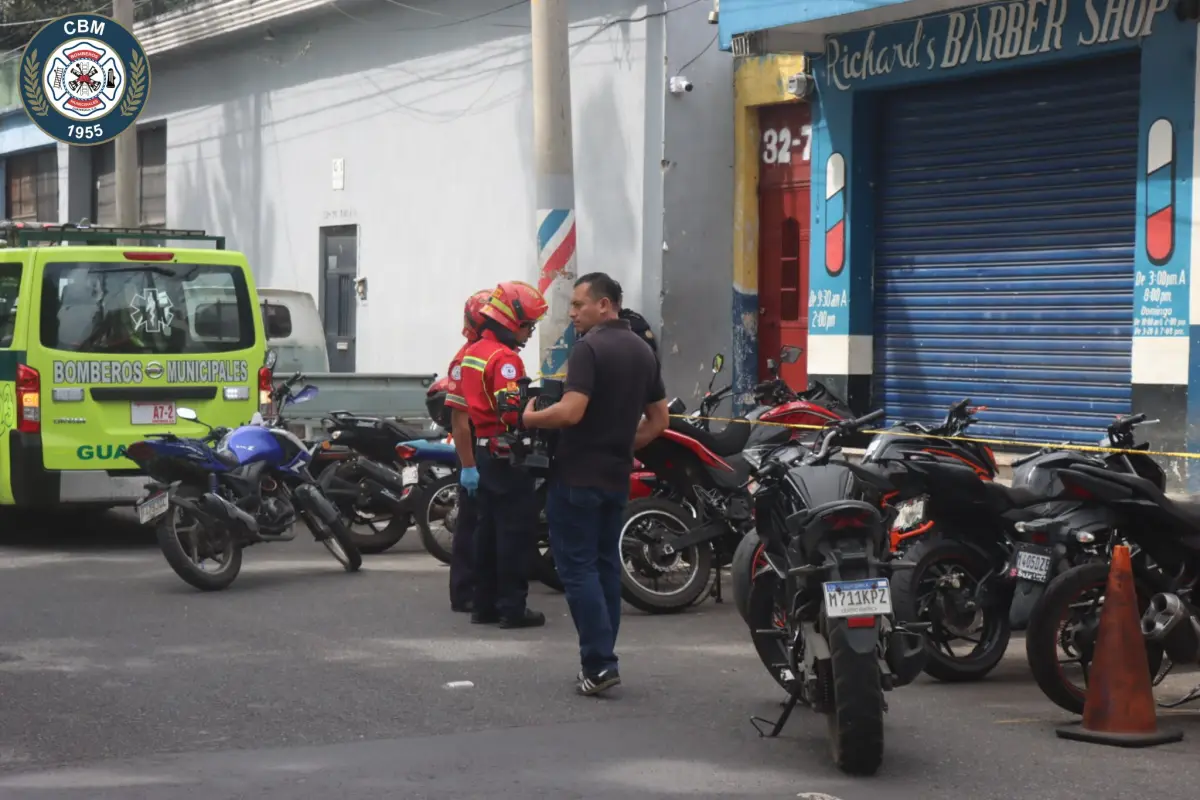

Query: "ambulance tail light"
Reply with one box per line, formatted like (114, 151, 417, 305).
(123, 251, 174, 262)
(258, 366, 275, 417)
(16, 364, 40, 434)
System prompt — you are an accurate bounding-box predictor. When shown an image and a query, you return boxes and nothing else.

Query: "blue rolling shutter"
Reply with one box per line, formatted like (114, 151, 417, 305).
(873, 53, 1140, 445)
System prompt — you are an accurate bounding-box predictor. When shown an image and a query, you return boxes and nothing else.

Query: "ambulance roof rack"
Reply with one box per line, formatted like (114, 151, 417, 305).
(0, 219, 226, 250)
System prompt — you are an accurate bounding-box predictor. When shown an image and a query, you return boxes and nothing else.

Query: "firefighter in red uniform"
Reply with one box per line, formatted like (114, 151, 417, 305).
(453, 280, 548, 629)
(443, 289, 492, 613)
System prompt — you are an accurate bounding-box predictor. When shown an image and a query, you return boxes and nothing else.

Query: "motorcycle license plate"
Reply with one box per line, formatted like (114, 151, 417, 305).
(823, 578, 892, 618)
(136, 492, 170, 525)
(401, 466, 419, 485)
(1015, 545, 1052, 583)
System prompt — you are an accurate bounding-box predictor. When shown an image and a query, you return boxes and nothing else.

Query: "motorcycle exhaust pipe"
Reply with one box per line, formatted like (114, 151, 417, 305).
(199, 492, 259, 535)
(356, 458, 409, 494)
(358, 477, 416, 516)
(1141, 593, 1200, 665)
(886, 627, 927, 688)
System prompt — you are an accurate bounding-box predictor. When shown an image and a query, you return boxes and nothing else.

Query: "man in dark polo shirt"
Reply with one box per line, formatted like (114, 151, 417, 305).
(520, 272, 668, 696)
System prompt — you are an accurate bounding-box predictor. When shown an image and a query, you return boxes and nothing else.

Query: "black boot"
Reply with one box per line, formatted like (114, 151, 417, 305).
(499, 608, 545, 629)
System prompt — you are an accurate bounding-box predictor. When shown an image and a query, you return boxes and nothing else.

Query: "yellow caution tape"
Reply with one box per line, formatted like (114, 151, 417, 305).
(666, 413, 1200, 461)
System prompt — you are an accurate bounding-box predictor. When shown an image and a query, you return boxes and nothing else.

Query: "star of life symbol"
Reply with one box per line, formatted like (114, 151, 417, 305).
(130, 290, 174, 334)
(45, 40, 123, 120)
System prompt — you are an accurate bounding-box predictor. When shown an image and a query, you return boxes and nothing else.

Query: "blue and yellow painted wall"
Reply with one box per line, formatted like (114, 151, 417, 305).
(732, 53, 807, 407)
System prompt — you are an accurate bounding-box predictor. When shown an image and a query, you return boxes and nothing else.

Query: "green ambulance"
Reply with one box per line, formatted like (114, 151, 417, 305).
(0, 221, 271, 509)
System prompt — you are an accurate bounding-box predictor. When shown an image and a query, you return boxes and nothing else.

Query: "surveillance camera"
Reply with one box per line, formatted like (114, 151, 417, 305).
(786, 73, 813, 99)
(707, 10, 719, 23)
(669, 76, 693, 95)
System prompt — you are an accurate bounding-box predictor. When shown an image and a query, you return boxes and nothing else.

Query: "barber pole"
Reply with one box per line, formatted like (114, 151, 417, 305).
(825, 153, 846, 276)
(1146, 119, 1175, 265)
(537, 208, 577, 377)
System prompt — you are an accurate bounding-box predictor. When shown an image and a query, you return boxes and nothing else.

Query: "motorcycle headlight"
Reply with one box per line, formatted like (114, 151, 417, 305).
(1074, 530, 1096, 544)
(891, 496, 927, 532)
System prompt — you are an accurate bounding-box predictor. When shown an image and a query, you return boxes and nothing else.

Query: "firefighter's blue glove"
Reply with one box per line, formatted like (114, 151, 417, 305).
(459, 466, 480, 496)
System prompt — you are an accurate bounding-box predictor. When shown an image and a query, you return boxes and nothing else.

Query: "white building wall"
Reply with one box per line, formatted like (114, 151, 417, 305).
(144, 0, 664, 376)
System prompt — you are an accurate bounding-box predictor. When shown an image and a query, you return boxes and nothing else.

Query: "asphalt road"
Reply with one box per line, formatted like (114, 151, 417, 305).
(1, 510, 1198, 800)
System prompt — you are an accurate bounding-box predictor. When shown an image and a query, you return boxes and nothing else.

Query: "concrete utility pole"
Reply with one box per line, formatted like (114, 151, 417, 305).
(112, 0, 139, 228)
(531, 0, 577, 378)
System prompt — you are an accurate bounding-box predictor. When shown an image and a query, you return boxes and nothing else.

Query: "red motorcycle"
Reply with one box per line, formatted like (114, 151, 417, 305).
(619, 348, 851, 614)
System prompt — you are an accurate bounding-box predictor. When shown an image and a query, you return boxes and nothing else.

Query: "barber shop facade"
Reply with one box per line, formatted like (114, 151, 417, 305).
(722, 0, 1200, 488)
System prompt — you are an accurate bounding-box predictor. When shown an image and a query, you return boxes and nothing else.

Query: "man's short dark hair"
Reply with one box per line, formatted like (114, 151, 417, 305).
(575, 272, 622, 309)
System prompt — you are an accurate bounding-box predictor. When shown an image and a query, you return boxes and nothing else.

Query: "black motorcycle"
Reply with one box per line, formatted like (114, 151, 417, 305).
(1022, 450, 1199, 714)
(875, 440, 1069, 682)
(313, 410, 446, 554)
(743, 409, 926, 776)
(1001, 413, 1162, 628)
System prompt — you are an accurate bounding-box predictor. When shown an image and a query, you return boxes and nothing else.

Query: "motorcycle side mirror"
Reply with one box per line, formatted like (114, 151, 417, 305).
(177, 407, 199, 421)
(712, 353, 725, 374)
(779, 345, 803, 364)
(766, 358, 778, 373)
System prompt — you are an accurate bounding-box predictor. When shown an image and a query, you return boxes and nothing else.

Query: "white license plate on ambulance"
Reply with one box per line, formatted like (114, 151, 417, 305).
(136, 492, 170, 525)
(401, 466, 419, 485)
(823, 578, 893, 619)
(131, 401, 176, 425)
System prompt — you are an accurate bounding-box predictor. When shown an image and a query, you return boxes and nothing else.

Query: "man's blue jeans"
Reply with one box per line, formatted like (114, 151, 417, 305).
(545, 481, 628, 674)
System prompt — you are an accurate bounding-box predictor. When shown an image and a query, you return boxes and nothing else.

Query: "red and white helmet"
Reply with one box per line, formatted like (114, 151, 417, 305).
(480, 281, 548, 333)
(463, 289, 492, 341)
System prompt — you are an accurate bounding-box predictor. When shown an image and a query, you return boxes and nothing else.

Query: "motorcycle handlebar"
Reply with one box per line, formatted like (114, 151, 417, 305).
(1112, 412, 1147, 430)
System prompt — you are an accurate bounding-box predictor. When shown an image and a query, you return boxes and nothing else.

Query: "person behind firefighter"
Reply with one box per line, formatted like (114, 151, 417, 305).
(446, 280, 548, 629)
(442, 289, 493, 614)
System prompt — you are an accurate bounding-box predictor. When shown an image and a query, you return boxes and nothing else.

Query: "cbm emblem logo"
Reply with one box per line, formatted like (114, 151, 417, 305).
(20, 14, 150, 146)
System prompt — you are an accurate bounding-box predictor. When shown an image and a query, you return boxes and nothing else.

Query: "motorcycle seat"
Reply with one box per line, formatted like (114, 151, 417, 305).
(984, 482, 1045, 512)
(668, 416, 753, 457)
(384, 419, 442, 441)
(710, 452, 753, 490)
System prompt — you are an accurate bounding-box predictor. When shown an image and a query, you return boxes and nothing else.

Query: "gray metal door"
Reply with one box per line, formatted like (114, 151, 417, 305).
(319, 225, 358, 373)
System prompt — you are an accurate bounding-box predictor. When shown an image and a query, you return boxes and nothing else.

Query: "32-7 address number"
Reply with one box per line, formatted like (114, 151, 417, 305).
(67, 125, 104, 141)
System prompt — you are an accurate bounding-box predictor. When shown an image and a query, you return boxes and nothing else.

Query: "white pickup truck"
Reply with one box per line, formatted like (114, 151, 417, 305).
(259, 288, 441, 438)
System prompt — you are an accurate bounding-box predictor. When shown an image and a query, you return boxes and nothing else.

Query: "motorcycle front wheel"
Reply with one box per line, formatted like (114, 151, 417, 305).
(1024, 560, 1163, 714)
(891, 539, 1010, 682)
(155, 486, 243, 592)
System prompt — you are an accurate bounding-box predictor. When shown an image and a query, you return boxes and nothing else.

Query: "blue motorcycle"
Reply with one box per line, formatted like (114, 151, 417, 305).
(127, 372, 362, 591)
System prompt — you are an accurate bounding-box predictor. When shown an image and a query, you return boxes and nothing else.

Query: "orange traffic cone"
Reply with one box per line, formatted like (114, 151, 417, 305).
(1056, 545, 1183, 747)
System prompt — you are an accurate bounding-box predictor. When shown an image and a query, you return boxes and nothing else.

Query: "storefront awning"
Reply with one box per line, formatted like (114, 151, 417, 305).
(719, 0, 991, 53)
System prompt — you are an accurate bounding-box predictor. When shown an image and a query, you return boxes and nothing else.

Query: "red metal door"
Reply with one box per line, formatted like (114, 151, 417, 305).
(757, 103, 812, 390)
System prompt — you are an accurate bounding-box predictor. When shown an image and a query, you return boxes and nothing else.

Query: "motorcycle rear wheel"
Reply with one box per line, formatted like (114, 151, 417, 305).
(417, 474, 459, 565)
(618, 498, 711, 614)
(327, 461, 411, 555)
(827, 621, 885, 776)
(155, 486, 243, 592)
